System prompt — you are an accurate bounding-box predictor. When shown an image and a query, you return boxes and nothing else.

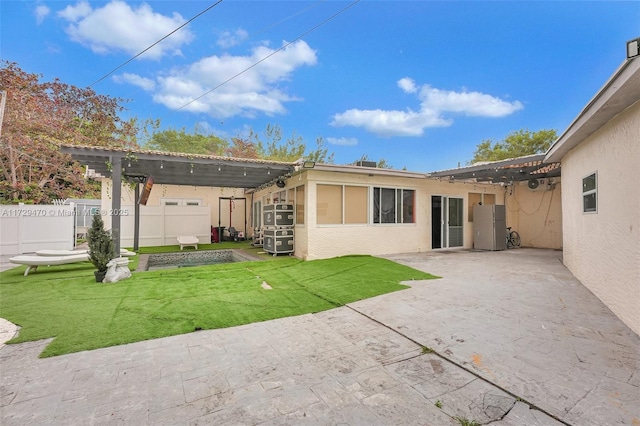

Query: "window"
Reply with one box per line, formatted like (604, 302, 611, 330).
(295, 185, 305, 225)
(160, 198, 202, 206)
(317, 185, 342, 224)
(468, 192, 495, 221)
(373, 187, 415, 224)
(345, 186, 367, 224)
(582, 173, 597, 213)
(316, 184, 368, 225)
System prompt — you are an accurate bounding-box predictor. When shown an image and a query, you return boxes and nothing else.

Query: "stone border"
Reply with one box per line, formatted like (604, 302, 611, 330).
(136, 249, 262, 272)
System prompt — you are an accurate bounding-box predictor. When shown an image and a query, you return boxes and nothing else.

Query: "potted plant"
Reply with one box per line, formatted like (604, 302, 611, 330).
(87, 214, 114, 282)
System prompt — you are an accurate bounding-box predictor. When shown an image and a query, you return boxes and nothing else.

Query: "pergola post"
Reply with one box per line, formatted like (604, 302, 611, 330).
(134, 182, 140, 251)
(111, 155, 122, 257)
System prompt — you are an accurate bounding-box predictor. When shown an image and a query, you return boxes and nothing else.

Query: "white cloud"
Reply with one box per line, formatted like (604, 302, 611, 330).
(332, 108, 451, 137)
(58, 1, 91, 22)
(398, 77, 417, 93)
(327, 137, 358, 146)
(58, 0, 193, 59)
(35, 4, 51, 25)
(113, 73, 156, 91)
(419, 85, 523, 117)
(122, 40, 317, 119)
(217, 28, 249, 49)
(331, 78, 523, 137)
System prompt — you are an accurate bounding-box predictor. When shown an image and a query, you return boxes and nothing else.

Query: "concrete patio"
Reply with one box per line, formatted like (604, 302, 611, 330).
(0, 249, 638, 425)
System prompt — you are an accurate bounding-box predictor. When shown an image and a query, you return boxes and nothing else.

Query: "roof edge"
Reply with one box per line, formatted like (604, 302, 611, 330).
(545, 57, 640, 163)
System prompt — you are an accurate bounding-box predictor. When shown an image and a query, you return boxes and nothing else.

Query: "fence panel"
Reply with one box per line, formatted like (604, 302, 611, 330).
(0, 204, 75, 255)
(118, 205, 211, 247)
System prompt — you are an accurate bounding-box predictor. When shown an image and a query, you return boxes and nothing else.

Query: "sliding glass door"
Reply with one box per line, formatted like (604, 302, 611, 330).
(431, 196, 463, 249)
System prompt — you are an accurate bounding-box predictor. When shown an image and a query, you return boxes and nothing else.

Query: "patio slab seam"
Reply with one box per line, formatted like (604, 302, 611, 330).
(344, 304, 573, 426)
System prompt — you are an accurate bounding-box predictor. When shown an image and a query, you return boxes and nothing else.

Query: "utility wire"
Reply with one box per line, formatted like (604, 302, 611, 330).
(88, 0, 224, 88)
(171, 0, 360, 115)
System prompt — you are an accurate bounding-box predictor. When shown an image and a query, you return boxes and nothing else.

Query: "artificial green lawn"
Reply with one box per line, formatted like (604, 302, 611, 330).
(0, 245, 438, 358)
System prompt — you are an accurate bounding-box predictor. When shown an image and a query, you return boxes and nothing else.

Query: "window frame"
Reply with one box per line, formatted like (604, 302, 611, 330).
(315, 183, 369, 226)
(372, 186, 416, 225)
(582, 172, 597, 214)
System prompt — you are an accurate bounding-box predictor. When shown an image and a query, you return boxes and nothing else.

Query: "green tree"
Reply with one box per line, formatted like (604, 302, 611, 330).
(306, 136, 335, 164)
(226, 137, 261, 159)
(246, 124, 335, 163)
(469, 129, 557, 164)
(144, 127, 227, 156)
(0, 61, 138, 203)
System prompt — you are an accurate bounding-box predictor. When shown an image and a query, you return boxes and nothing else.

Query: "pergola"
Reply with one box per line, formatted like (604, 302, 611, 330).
(428, 154, 561, 184)
(61, 145, 298, 255)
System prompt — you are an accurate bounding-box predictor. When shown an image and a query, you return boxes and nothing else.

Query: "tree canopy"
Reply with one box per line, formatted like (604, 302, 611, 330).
(143, 124, 227, 156)
(245, 124, 335, 164)
(143, 123, 335, 164)
(0, 61, 138, 203)
(469, 129, 557, 164)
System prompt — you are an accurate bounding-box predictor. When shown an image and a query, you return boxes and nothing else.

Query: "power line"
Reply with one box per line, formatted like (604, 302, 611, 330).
(88, 0, 224, 88)
(171, 0, 360, 115)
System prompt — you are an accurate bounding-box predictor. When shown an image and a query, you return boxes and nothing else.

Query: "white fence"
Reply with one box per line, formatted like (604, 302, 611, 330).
(0, 204, 75, 255)
(0, 204, 212, 255)
(115, 205, 212, 247)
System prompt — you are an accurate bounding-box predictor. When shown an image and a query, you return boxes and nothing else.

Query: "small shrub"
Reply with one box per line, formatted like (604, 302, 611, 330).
(87, 214, 114, 272)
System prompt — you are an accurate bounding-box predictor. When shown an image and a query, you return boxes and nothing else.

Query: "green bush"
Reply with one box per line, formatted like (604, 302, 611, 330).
(87, 214, 114, 272)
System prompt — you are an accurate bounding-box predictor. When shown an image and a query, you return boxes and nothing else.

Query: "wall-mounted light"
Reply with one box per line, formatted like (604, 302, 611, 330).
(190, 164, 194, 174)
(302, 161, 316, 169)
(267, 168, 271, 175)
(628, 37, 640, 59)
(218, 164, 221, 171)
(243, 169, 247, 176)
(160, 160, 164, 169)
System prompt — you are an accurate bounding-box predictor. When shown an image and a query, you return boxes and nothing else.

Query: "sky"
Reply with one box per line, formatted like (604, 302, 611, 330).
(2, 0, 639, 173)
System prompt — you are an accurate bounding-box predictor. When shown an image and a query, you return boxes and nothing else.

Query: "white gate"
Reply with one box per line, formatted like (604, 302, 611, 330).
(0, 204, 75, 255)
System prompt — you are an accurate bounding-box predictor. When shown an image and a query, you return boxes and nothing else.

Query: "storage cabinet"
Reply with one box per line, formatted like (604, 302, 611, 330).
(263, 229, 294, 255)
(264, 203, 294, 227)
(263, 203, 294, 256)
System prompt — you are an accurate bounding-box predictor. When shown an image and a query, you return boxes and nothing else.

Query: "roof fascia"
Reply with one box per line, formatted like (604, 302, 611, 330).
(545, 58, 640, 163)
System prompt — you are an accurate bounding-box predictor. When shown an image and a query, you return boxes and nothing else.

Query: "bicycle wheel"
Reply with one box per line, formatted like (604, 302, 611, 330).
(509, 231, 521, 248)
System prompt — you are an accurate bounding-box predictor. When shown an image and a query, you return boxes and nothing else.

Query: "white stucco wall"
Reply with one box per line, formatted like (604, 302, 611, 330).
(561, 100, 640, 335)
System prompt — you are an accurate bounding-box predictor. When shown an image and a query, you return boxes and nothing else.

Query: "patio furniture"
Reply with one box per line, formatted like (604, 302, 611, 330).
(177, 236, 199, 250)
(9, 253, 91, 276)
(36, 249, 137, 257)
(227, 227, 240, 242)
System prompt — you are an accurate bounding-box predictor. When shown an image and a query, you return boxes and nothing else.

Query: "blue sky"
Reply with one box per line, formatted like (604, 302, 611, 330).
(2, 1, 639, 172)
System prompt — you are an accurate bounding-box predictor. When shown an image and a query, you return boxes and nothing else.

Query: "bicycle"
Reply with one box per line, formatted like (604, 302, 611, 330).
(506, 227, 521, 248)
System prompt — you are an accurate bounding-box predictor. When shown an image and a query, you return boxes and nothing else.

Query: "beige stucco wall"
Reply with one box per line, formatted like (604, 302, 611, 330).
(560, 100, 640, 335)
(252, 170, 506, 260)
(505, 180, 563, 249)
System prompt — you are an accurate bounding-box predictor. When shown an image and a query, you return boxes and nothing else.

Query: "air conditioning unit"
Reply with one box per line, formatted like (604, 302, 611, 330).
(527, 178, 549, 191)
